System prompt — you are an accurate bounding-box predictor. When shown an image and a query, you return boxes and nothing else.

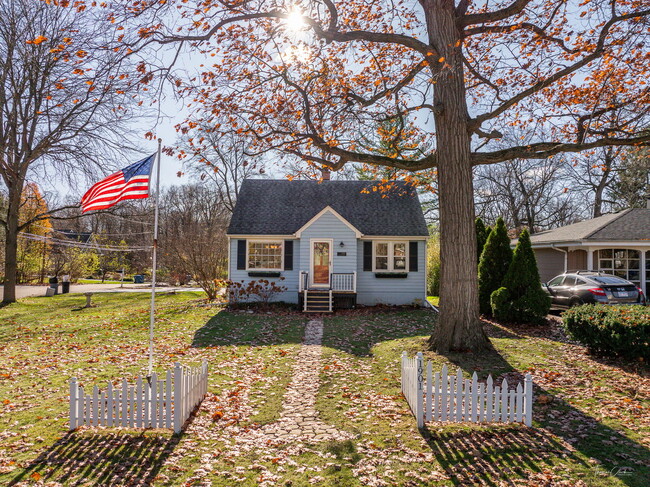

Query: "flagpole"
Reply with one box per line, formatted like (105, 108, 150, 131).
(148, 139, 162, 375)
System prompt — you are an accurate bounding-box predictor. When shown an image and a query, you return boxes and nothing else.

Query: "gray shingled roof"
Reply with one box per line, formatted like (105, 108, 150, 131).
(227, 179, 429, 236)
(529, 208, 650, 244)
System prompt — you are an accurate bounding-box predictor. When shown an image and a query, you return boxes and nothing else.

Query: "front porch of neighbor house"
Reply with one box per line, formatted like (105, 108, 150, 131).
(298, 270, 357, 313)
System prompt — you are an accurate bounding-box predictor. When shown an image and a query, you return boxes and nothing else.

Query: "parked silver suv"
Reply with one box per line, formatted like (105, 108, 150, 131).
(543, 271, 646, 309)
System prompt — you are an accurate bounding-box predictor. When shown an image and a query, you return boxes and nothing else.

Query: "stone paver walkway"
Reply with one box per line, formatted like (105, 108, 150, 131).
(261, 318, 352, 442)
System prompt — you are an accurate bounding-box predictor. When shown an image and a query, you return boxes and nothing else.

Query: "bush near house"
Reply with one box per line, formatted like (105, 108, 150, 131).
(491, 228, 551, 325)
(478, 217, 512, 315)
(475, 217, 490, 263)
(426, 233, 441, 297)
(563, 304, 650, 360)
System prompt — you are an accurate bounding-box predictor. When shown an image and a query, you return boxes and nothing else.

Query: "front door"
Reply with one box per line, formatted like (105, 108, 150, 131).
(311, 240, 331, 287)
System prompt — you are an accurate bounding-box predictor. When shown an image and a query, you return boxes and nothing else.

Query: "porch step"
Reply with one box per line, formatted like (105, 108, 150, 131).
(303, 290, 333, 313)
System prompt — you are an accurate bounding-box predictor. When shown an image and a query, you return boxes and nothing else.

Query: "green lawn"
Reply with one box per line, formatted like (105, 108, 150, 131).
(0, 294, 648, 486)
(427, 295, 439, 306)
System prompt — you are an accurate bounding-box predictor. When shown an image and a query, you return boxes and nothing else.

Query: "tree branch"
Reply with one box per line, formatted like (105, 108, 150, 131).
(460, 0, 533, 27)
(472, 134, 650, 165)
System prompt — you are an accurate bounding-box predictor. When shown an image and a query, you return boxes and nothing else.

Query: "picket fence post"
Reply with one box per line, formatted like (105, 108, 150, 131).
(69, 378, 78, 430)
(174, 362, 183, 433)
(415, 352, 424, 428)
(524, 373, 533, 427)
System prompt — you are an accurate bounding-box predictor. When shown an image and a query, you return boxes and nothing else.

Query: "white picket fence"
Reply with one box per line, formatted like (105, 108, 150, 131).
(401, 352, 532, 428)
(69, 361, 208, 434)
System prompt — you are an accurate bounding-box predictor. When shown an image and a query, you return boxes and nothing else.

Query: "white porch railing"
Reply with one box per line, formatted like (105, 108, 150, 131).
(298, 271, 356, 292)
(331, 272, 356, 292)
(299, 271, 309, 292)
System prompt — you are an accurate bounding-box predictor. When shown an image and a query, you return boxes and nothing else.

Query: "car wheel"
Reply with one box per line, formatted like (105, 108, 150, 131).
(569, 297, 583, 308)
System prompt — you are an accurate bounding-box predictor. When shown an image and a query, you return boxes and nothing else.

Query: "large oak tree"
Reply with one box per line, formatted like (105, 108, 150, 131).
(105, 0, 649, 351)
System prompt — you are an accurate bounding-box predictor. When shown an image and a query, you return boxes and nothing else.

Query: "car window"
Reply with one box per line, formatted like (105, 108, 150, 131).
(590, 276, 630, 285)
(547, 276, 564, 286)
(575, 278, 587, 285)
(562, 276, 576, 286)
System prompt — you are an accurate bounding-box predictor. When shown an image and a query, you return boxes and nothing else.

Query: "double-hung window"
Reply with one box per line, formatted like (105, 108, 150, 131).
(247, 241, 283, 270)
(374, 242, 408, 272)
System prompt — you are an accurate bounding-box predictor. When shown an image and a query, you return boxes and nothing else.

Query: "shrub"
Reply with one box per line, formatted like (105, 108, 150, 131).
(218, 278, 287, 308)
(563, 305, 650, 360)
(478, 217, 512, 315)
(427, 233, 441, 296)
(475, 217, 490, 263)
(248, 278, 287, 306)
(491, 228, 550, 324)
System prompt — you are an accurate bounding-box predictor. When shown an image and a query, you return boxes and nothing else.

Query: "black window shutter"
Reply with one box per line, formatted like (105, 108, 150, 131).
(409, 241, 418, 272)
(363, 241, 373, 271)
(237, 240, 246, 270)
(284, 240, 293, 270)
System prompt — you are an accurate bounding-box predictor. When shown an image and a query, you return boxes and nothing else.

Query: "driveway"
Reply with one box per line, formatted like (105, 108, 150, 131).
(0, 283, 205, 301)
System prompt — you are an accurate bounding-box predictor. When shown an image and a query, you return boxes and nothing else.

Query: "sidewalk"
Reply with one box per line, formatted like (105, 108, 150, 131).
(0, 283, 205, 300)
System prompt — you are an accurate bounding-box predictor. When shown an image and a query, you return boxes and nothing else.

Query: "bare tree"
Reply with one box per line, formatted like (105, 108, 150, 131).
(159, 184, 229, 300)
(0, 1, 146, 303)
(475, 157, 584, 233)
(179, 128, 264, 214)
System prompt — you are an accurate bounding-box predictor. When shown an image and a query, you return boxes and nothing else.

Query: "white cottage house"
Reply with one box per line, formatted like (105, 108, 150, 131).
(226, 178, 429, 312)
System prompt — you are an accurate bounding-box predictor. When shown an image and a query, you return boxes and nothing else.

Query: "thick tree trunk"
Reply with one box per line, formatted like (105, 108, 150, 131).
(3, 184, 22, 304)
(425, 0, 488, 352)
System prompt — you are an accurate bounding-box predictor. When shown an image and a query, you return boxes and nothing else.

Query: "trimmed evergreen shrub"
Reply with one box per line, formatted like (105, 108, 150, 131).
(475, 217, 490, 262)
(491, 228, 550, 324)
(478, 217, 512, 315)
(426, 233, 441, 296)
(563, 305, 650, 360)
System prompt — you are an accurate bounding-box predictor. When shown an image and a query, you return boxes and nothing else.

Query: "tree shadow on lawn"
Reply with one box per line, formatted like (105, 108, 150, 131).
(422, 344, 650, 487)
(8, 430, 182, 487)
(191, 308, 306, 348)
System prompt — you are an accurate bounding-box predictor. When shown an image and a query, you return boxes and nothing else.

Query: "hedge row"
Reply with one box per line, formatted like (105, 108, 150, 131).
(562, 304, 650, 360)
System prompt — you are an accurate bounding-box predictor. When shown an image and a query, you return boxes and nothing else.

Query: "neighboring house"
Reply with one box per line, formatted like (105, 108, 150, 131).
(525, 208, 650, 293)
(226, 178, 429, 312)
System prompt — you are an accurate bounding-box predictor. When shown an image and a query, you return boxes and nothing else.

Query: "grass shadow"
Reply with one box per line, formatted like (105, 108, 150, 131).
(322, 308, 437, 356)
(191, 308, 306, 348)
(427, 345, 650, 486)
(8, 431, 182, 486)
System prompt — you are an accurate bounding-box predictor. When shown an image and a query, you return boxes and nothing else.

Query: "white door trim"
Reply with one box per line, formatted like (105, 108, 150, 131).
(310, 238, 333, 288)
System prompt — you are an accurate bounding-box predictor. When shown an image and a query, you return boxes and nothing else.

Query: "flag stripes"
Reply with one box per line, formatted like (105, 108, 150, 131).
(81, 154, 155, 213)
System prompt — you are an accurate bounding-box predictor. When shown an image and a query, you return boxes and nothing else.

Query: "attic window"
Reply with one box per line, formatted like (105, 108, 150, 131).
(374, 242, 408, 272)
(247, 241, 283, 270)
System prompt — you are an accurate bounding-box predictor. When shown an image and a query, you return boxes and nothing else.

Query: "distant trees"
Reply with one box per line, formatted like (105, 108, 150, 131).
(178, 126, 263, 214)
(159, 185, 229, 300)
(474, 156, 582, 234)
(0, 1, 143, 303)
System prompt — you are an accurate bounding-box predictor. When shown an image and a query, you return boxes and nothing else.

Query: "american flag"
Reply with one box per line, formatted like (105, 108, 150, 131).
(81, 154, 156, 213)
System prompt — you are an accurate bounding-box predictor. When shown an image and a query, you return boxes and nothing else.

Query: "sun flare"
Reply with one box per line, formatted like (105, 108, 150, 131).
(285, 9, 306, 32)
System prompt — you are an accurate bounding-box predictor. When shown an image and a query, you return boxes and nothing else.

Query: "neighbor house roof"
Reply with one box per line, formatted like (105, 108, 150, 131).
(227, 179, 429, 236)
(528, 208, 650, 245)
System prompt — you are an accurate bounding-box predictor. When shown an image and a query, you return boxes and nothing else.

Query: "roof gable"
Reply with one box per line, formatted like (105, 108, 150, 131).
(294, 206, 362, 238)
(227, 179, 429, 237)
(529, 208, 650, 245)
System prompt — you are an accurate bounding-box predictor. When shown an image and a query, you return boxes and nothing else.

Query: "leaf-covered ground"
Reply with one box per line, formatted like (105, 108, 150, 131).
(0, 293, 648, 486)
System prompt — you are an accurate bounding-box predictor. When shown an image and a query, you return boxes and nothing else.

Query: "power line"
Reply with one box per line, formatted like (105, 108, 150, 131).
(18, 232, 152, 252)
